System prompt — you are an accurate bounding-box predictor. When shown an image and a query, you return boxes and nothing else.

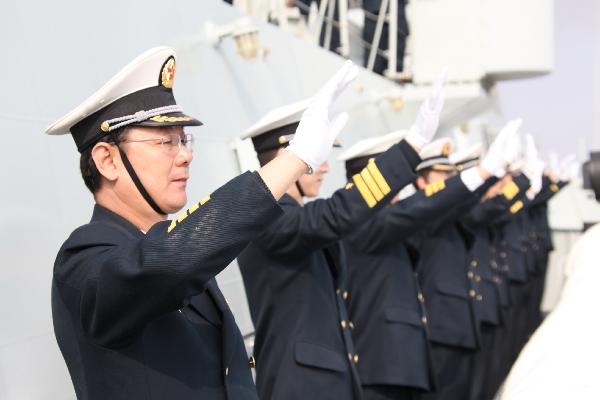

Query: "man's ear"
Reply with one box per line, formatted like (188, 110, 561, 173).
(416, 175, 427, 190)
(91, 142, 120, 182)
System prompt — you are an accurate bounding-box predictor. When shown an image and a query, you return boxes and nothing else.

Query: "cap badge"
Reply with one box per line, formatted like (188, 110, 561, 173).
(442, 142, 451, 157)
(161, 57, 176, 89)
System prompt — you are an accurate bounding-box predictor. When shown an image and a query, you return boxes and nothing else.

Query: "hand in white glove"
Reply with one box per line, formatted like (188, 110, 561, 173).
(406, 67, 448, 150)
(522, 134, 544, 195)
(480, 118, 523, 174)
(290, 60, 359, 172)
(549, 152, 560, 176)
(523, 133, 539, 163)
(559, 154, 579, 181)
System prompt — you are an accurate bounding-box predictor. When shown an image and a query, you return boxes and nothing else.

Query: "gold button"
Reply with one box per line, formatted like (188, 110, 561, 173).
(417, 292, 425, 303)
(248, 356, 256, 368)
(353, 354, 359, 364)
(493, 276, 501, 284)
(469, 289, 476, 298)
(336, 289, 340, 295)
(343, 291, 349, 300)
(225, 367, 229, 376)
(340, 320, 347, 329)
(100, 121, 110, 132)
(421, 316, 427, 324)
(349, 321, 355, 329)
(475, 275, 481, 283)
(467, 271, 474, 279)
(490, 260, 498, 269)
(470, 260, 478, 268)
(500, 251, 507, 258)
(476, 294, 483, 301)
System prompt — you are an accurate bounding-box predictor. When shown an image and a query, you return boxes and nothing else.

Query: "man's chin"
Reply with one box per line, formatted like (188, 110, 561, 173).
(163, 198, 187, 215)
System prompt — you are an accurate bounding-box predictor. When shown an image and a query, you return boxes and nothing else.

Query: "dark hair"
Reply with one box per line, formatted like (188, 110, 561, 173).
(257, 147, 284, 167)
(412, 169, 433, 190)
(79, 128, 127, 194)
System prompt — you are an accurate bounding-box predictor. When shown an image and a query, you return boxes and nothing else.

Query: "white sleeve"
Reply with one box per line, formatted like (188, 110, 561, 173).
(460, 167, 485, 192)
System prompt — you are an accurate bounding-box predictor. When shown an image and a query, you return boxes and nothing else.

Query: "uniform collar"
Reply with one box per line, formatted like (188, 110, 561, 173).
(279, 193, 302, 207)
(91, 204, 145, 238)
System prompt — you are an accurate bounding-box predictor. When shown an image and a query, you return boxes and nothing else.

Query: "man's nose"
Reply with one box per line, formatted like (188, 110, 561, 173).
(175, 145, 193, 165)
(318, 161, 329, 173)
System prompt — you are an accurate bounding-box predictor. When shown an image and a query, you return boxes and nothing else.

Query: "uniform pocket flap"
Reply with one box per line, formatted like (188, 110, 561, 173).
(436, 281, 468, 299)
(294, 342, 347, 372)
(384, 307, 422, 327)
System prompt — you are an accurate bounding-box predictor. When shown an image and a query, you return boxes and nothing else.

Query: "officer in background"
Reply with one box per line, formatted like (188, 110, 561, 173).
(236, 72, 447, 400)
(499, 159, 584, 400)
(47, 47, 358, 400)
(410, 121, 522, 400)
(338, 128, 516, 400)
(451, 146, 533, 400)
(490, 135, 547, 370)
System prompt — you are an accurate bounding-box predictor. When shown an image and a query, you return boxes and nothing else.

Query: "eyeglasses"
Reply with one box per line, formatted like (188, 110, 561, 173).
(120, 133, 194, 155)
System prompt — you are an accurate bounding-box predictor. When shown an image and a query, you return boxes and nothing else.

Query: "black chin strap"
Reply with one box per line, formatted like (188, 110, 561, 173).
(117, 145, 166, 215)
(295, 181, 305, 198)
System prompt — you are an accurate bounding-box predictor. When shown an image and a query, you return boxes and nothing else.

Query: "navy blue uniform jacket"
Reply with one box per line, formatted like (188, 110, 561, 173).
(408, 177, 498, 349)
(237, 141, 420, 400)
(52, 172, 281, 400)
(343, 174, 473, 391)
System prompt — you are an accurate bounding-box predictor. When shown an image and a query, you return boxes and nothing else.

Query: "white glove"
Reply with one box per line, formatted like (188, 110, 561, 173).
(406, 67, 447, 149)
(290, 60, 359, 171)
(549, 152, 560, 177)
(526, 160, 545, 195)
(559, 154, 579, 181)
(480, 119, 523, 174)
(493, 167, 507, 179)
(522, 134, 544, 195)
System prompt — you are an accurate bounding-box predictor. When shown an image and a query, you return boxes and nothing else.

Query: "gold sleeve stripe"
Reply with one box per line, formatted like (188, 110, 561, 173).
(188, 203, 200, 214)
(424, 180, 446, 197)
(510, 200, 524, 214)
(366, 160, 391, 195)
(177, 211, 189, 223)
(200, 195, 211, 205)
(503, 181, 519, 200)
(352, 174, 377, 208)
(361, 169, 384, 201)
(167, 195, 213, 233)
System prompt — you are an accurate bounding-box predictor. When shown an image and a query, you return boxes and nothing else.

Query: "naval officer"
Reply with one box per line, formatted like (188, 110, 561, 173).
(338, 127, 516, 400)
(236, 71, 447, 400)
(409, 121, 522, 400)
(451, 146, 533, 400)
(47, 47, 358, 400)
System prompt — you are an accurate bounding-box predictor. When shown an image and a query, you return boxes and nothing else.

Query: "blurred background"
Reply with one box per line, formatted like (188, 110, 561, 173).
(1, 0, 599, 398)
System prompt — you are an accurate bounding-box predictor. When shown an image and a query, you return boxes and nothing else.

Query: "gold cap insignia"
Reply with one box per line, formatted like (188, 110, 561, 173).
(161, 57, 176, 89)
(442, 142, 451, 157)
